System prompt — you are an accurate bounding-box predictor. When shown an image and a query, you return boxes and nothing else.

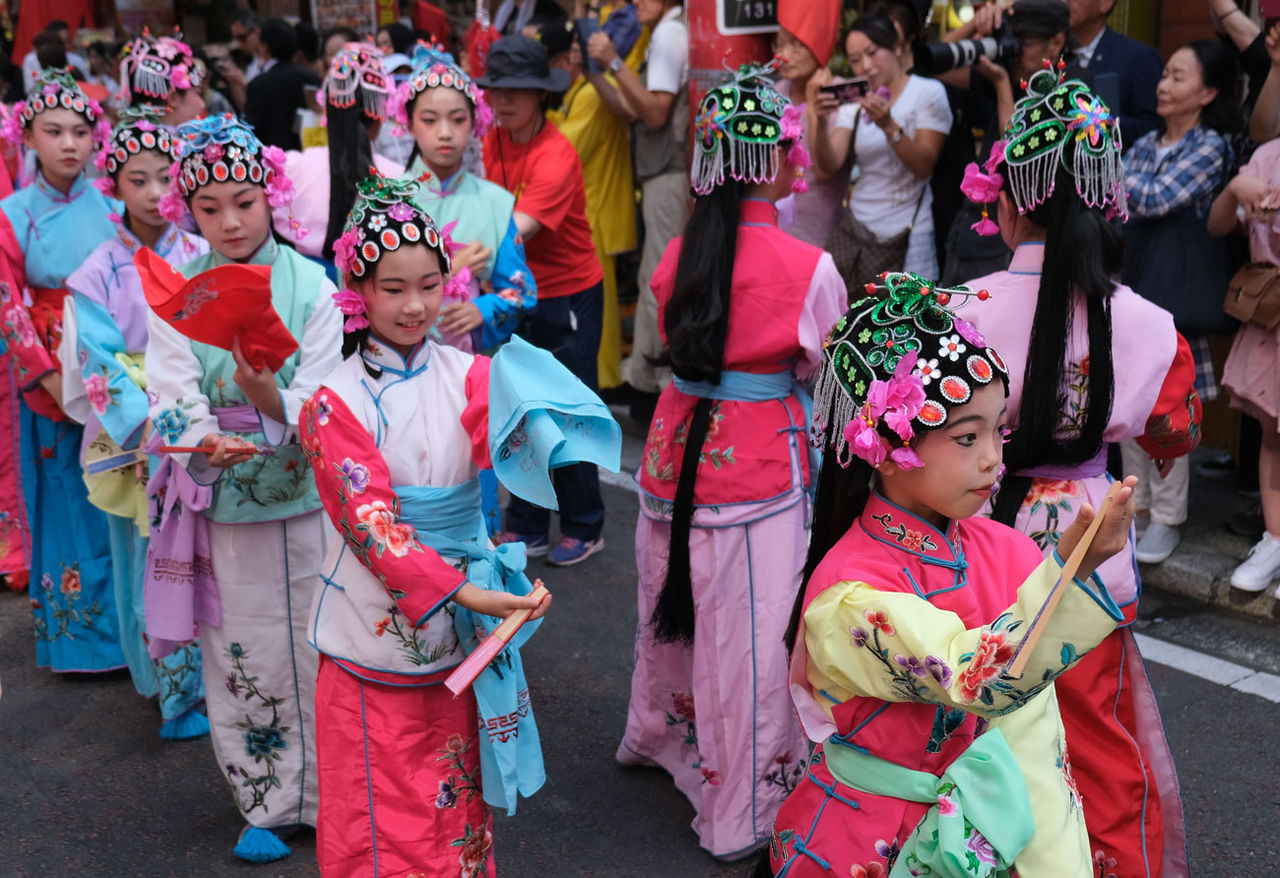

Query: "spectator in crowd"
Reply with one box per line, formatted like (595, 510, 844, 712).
(376, 22, 417, 75)
(1250, 23, 1280, 143)
(493, 0, 566, 35)
(21, 20, 89, 92)
(1211, 0, 1268, 110)
(294, 22, 320, 69)
(588, 0, 689, 419)
(480, 36, 608, 566)
(810, 14, 953, 281)
(774, 0, 843, 248)
(1209, 101, 1280, 592)
(84, 40, 119, 102)
(321, 27, 360, 73)
(939, 0, 1076, 284)
(10, 0, 92, 70)
(1205, 0, 1268, 537)
(221, 11, 268, 112)
(545, 18, 637, 390)
(1066, 0, 1162, 148)
(31, 31, 69, 76)
(245, 19, 323, 151)
(1121, 40, 1239, 564)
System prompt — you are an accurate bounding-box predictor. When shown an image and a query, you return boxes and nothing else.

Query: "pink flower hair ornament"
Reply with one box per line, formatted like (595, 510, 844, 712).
(960, 161, 1004, 238)
(841, 350, 928, 470)
(780, 103, 812, 195)
(444, 265, 473, 303)
(332, 287, 370, 333)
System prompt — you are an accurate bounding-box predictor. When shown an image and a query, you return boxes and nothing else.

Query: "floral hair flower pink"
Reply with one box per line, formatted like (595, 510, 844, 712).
(444, 265, 473, 302)
(840, 351, 929, 470)
(158, 159, 188, 222)
(780, 104, 812, 195)
(333, 227, 362, 273)
(332, 287, 370, 333)
(960, 162, 1004, 238)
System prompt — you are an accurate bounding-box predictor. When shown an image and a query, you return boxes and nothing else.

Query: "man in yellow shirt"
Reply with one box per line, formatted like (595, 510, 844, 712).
(543, 11, 647, 389)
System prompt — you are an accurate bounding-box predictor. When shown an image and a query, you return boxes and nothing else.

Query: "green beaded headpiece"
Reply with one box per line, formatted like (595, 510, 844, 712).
(333, 170, 451, 279)
(1000, 64, 1127, 218)
(692, 62, 806, 196)
(812, 272, 1009, 467)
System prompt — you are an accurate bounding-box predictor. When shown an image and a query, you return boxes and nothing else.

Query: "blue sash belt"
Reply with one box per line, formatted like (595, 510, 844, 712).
(395, 479, 545, 816)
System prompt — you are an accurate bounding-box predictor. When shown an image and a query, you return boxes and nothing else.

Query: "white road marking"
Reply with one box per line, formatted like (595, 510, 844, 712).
(1135, 632, 1280, 704)
(599, 467, 639, 493)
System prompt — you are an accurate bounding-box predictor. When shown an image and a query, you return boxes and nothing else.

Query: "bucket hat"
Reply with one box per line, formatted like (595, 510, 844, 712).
(474, 35, 570, 91)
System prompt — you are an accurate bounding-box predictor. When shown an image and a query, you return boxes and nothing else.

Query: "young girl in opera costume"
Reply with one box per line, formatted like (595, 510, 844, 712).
(397, 42, 536, 353)
(271, 42, 404, 271)
(958, 67, 1198, 877)
(143, 113, 342, 863)
(60, 104, 210, 738)
(118, 29, 208, 126)
(300, 170, 617, 876)
(768, 274, 1140, 877)
(0, 67, 125, 673)
(618, 65, 844, 860)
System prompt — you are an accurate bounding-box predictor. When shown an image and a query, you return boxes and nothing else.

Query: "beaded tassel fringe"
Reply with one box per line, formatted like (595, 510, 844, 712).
(692, 139, 780, 196)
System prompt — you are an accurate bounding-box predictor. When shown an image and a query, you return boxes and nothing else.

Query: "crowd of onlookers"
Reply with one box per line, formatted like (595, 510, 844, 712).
(6, 0, 1280, 588)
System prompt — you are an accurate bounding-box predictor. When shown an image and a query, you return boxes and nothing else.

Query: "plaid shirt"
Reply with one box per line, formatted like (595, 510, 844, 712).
(1123, 126, 1232, 219)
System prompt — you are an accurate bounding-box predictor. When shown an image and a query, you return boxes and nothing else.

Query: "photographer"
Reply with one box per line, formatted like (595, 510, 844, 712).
(935, 0, 1076, 284)
(809, 14, 952, 279)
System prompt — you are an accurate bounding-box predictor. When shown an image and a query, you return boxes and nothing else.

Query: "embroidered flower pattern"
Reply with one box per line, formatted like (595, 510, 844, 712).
(915, 357, 941, 385)
(355, 500, 417, 558)
(958, 629, 1015, 704)
(337, 457, 370, 496)
(937, 334, 966, 362)
(84, 371, 113, 414)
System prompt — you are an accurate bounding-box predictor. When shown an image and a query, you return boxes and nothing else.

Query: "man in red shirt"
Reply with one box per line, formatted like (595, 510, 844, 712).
(480, 36, 609, 568)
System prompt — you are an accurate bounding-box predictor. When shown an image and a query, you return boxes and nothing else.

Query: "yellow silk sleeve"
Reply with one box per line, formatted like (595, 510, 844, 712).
(804, 556, 1122, 717)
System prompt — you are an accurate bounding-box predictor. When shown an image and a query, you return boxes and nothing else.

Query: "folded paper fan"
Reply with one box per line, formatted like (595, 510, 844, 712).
(134, 247, 298, 373)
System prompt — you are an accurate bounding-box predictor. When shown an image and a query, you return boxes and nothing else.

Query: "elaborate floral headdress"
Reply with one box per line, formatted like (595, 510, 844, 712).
(692, 61, 811, 197)
(1, 67, 109, 147)
(331, 169, 469, 332)
(811, 272, 1009, 469)
(119, 29, 203, 107)
(163, 114, 298, 234)
(92, 105, 180, 199)
(963, 62, 1127, 235)
(391, 42, 493, 138)
(322, 42, 392, 121)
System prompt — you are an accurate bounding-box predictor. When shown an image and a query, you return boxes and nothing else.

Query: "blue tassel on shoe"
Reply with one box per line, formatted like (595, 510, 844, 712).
(158, 709, 210, 741)
(233, 826, 291, 863)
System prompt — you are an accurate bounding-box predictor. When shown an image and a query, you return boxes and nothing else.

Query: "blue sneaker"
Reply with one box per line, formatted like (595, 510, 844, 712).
(495, 531, 549, 558)
(546, 536, 604, 567)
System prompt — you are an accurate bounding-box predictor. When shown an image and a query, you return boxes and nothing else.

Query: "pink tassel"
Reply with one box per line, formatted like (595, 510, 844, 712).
(970, 216, 1000, 237)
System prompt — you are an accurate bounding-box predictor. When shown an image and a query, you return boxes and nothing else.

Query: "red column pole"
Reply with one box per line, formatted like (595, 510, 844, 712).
(685, 0, 774, 121)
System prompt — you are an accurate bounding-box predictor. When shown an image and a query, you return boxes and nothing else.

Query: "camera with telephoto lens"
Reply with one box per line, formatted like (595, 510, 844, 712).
(912, 21, 1022, 76)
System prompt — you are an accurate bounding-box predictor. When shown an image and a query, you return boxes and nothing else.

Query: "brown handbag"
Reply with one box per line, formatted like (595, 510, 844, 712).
(824, 113, 926, 298)
(1224, 262, 1280, 329)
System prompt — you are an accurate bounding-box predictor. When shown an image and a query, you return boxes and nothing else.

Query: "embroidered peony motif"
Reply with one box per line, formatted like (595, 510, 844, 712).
(958, 629, 1015, 703)
(84, 371, 112, 414)
(355, 500, 417, 558)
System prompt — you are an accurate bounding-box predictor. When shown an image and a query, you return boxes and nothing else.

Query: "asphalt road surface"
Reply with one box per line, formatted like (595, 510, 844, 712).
(2, 483, 1278, 876)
